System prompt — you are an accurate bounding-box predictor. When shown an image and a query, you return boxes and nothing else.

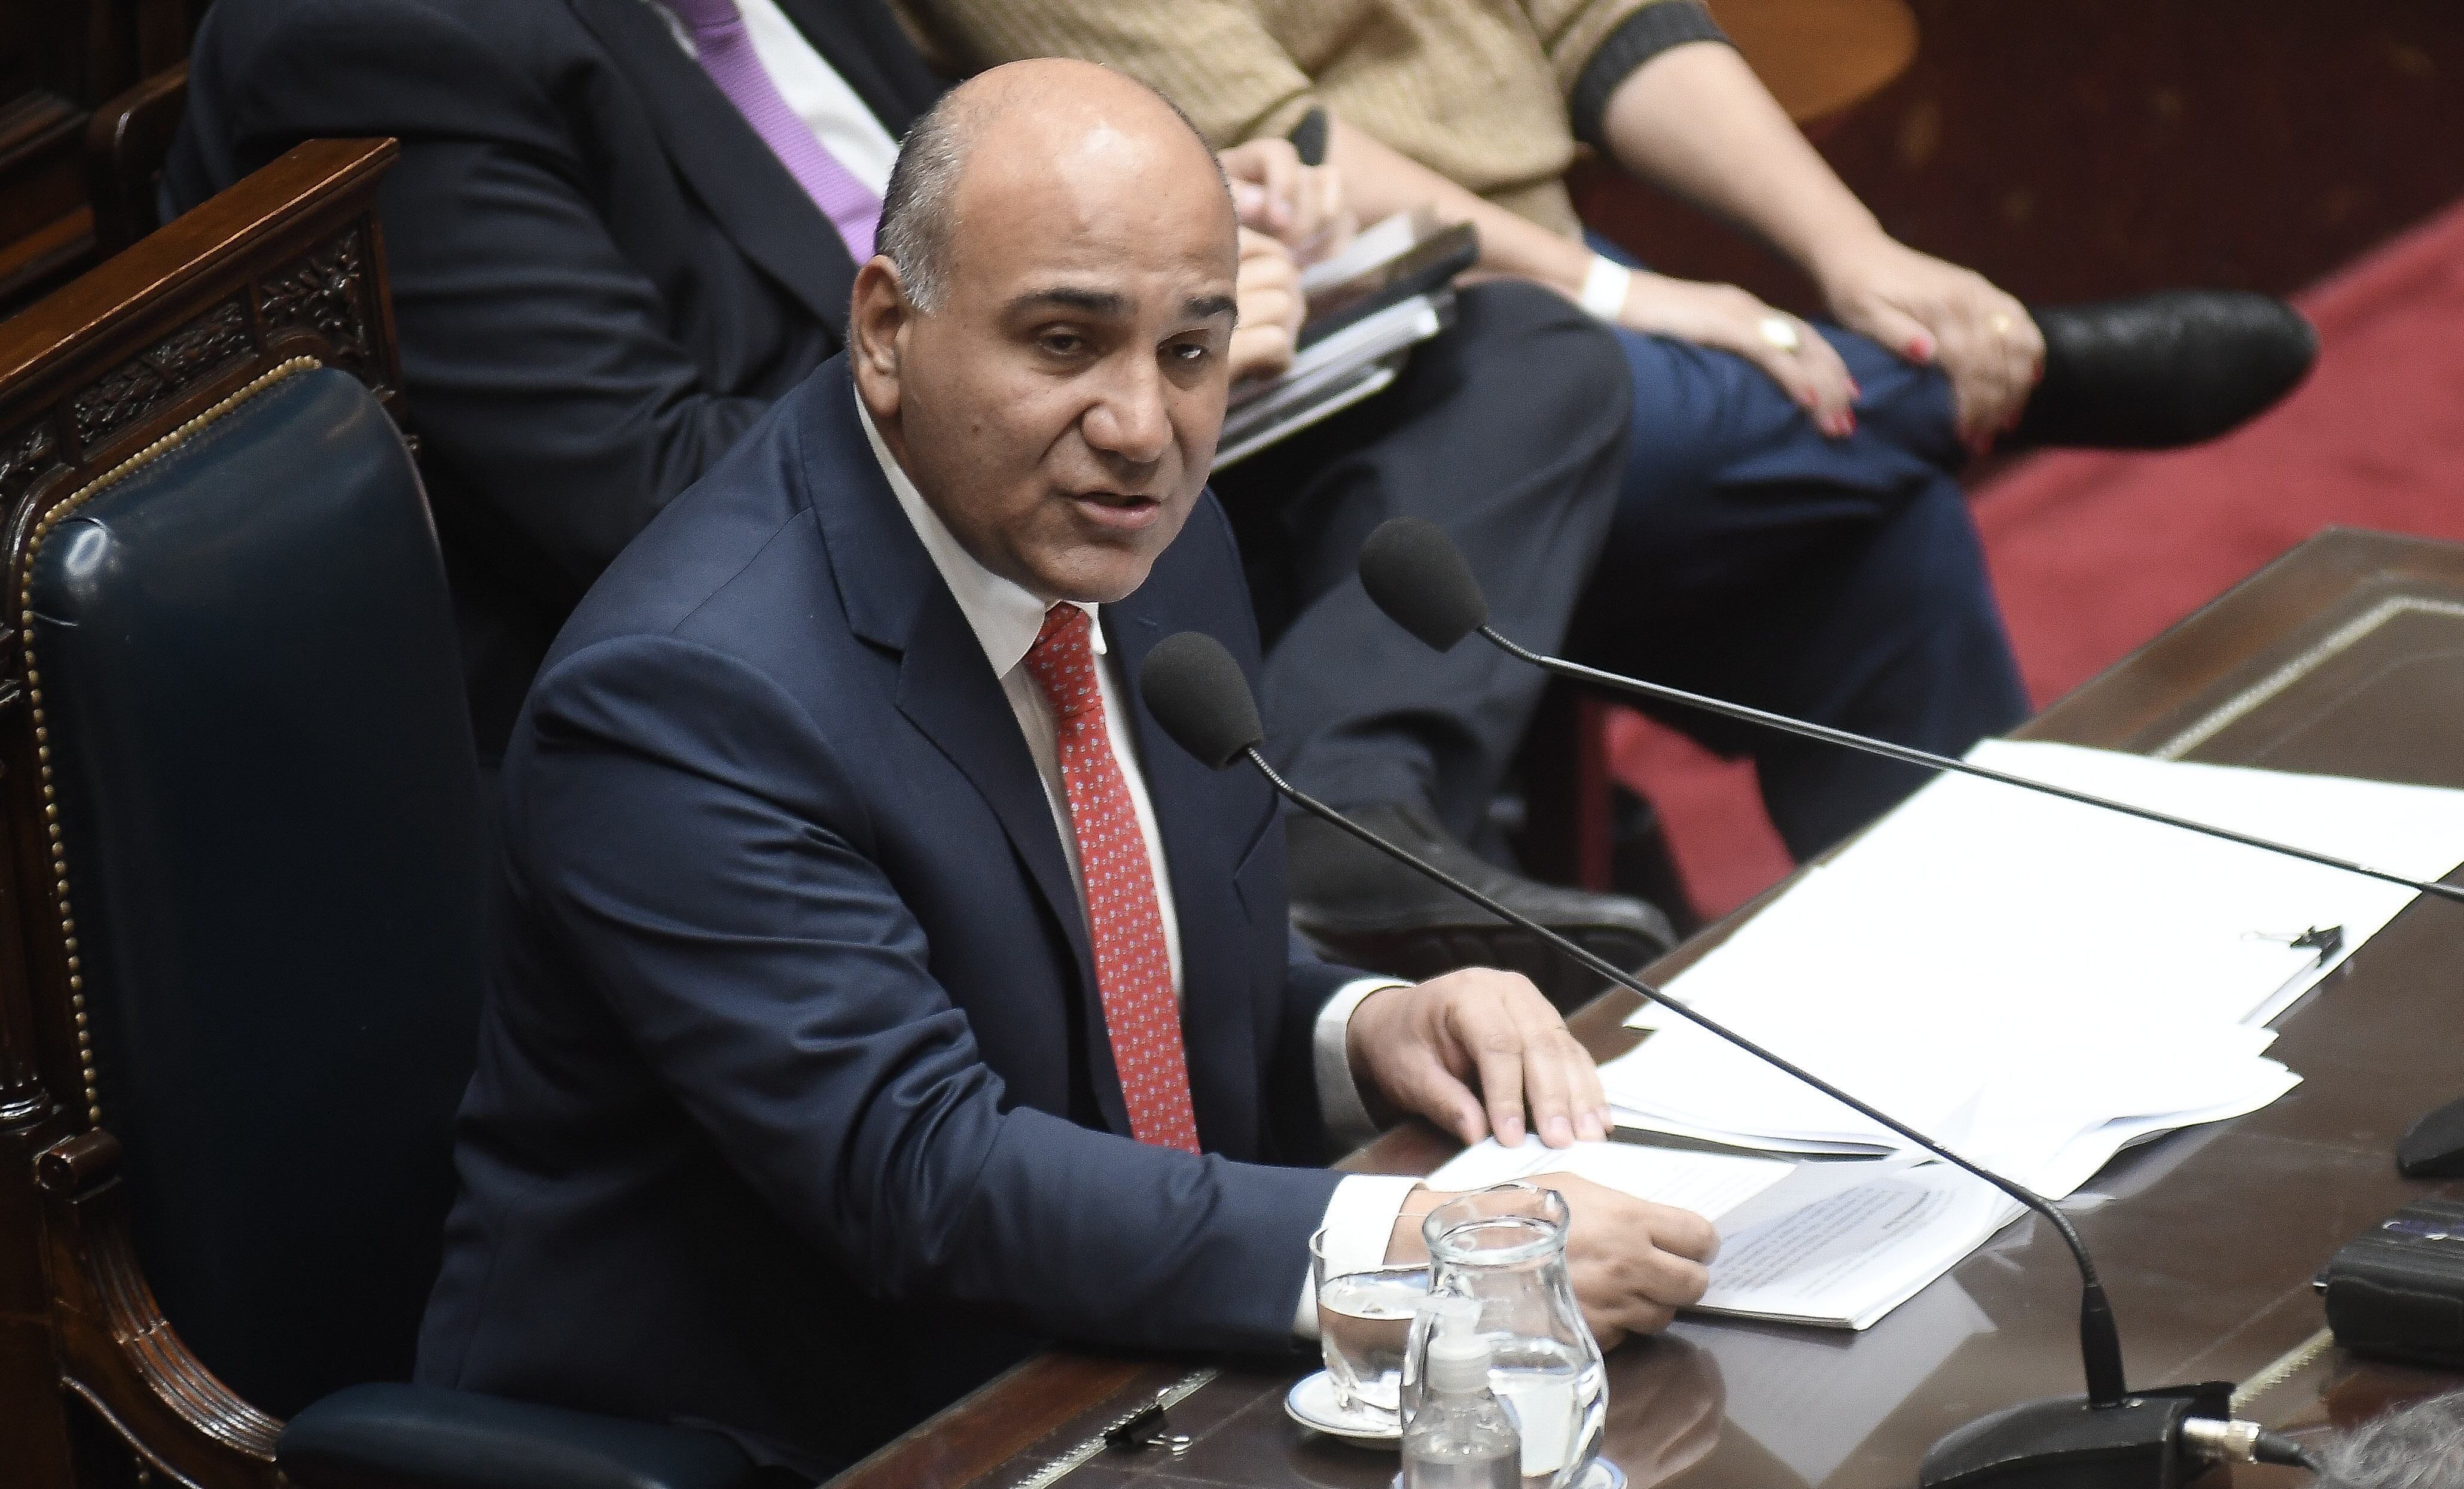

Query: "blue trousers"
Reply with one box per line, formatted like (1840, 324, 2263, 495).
(1572, 237, 2029, 859)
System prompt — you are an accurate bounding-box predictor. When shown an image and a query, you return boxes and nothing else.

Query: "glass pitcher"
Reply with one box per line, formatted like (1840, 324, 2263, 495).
(1402, 1183, 1608, 1489)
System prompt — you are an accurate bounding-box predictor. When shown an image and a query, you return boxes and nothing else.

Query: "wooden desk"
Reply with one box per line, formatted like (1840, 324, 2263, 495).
(834, 528, 2464, 1489)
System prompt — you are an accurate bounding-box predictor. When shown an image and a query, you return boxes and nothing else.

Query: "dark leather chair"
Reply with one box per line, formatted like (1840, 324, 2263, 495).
(0, 140, 754, 1489)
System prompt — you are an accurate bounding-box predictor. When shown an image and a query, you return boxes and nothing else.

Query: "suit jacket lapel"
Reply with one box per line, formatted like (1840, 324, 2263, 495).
(891, 605, 1102, 1021)
(566, 0, 859, 333)
(800, 366, 1111, 1123)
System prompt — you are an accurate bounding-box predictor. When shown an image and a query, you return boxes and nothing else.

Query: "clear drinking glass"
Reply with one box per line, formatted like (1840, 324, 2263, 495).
(1311, 1226, 1429, 1421)
(1401, 1183, 1608, 1488)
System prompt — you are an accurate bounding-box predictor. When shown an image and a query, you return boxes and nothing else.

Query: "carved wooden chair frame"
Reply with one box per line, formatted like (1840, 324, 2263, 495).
(0, 136, 406, 1489)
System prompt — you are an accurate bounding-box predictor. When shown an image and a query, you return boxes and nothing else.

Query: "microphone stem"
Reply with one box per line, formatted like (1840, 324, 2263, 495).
(1248, 748, 2133, 1408)
(1480, 626, 2464, 908)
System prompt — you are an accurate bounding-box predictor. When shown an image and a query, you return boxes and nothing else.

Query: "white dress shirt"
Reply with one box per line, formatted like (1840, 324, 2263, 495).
(854, 395, 1415, 1334)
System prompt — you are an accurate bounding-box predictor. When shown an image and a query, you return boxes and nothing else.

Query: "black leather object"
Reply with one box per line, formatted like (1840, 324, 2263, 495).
(2320, 1196, 2464, 1369)
(2012, 289, 2318, 450)
(2399, 1094, 2464, 1177)
(280, 1384, 758, 1489)
(29, 368, 488, 1417)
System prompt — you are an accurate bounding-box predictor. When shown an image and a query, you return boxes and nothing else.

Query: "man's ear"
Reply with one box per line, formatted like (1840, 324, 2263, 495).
(849, 257, 912, 419)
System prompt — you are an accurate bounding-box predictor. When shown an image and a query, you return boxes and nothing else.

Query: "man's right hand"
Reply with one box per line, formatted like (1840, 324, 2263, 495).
(1388, 1174, 1718, 1350)
(1550, 1174, 1718, 1347)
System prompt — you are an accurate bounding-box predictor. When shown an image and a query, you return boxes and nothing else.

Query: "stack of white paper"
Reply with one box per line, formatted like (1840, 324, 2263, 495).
(1218, 212, 1455, 467)
(1215, 297, 1440, 465)
(1463, 742, 2464, 1329)
(1426, 1134, 1975, 1329)
(1427, 1132, 1798, 1217)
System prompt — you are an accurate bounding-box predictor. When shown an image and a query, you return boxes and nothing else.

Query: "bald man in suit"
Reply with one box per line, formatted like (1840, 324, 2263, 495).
(416, 63, 1720, 1479)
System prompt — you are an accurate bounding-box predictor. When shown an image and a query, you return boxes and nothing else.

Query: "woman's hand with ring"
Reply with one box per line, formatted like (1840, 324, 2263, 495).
(1617, 272, 1858, 437)
(1815, 234, 2042, 450)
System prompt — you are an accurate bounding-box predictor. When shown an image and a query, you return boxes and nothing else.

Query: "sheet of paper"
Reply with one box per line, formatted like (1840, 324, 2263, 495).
(1602, 1013, 1997, 1151)
(1993, 1064, 2303, 1199)
(1709, 1152, 1928, 1238)
(1426, 1137, 1794, 1223)
(1611, 1108, 1893, 1159)
(1655, 740, 2462, 1028)
(1695, 1164, 2023, 1329)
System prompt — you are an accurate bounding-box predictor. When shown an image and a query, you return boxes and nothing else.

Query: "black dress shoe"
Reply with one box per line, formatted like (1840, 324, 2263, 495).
(2010, 290, 2316, 451)
(1285, 802, 1676, 1011)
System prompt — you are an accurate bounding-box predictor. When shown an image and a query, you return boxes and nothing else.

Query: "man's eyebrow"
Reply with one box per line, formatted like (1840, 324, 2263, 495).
(1007, 285, 1130, 317)
(1182, 293, 1238, 321)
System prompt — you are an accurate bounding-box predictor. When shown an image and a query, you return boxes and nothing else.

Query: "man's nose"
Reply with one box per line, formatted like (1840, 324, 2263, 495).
(1080, 356, 1173, 468)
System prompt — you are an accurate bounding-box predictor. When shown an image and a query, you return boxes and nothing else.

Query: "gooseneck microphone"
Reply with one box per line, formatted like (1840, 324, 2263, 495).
(1138, 631, 2265, 1489)
(1356, 515, 2464, 908)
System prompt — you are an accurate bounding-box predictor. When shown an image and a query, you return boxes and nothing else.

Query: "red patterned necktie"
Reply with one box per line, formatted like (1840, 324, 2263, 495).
(1019, 605, 1203, 1153)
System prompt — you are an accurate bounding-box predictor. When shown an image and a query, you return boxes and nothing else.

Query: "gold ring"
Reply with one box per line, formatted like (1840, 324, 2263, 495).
(1756, 315, 1802, 354)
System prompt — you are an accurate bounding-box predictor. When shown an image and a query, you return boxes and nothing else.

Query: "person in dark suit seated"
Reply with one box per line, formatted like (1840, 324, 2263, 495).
(414, 60, 1720, 1482)
(161, 0, 1674, 991)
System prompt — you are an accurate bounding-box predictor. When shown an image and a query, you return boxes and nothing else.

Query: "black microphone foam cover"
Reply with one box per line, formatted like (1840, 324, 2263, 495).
(1358, 517, 1489, 651)
(1139, 631, 1265, 770)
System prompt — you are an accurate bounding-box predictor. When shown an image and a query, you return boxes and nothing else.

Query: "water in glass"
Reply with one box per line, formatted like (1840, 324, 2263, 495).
(1317, 1265, 1426, 1415)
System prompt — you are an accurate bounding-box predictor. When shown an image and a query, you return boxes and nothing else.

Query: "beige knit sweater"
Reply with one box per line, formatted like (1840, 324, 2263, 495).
(893, 0, 1715, 240)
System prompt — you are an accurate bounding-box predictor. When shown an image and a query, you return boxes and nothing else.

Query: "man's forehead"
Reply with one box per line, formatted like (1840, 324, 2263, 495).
(968, 217, 1235, 316)
(999, 278, 1239, 324)
(943, 112, 1234, 303)
(963, 193, 1228, 272)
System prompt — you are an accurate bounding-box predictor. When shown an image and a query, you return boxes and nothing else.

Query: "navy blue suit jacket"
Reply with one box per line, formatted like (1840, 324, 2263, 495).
(416, 356, 1355, 1477)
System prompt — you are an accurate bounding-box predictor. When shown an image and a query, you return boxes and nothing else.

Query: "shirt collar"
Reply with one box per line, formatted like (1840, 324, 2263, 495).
(854, 387, 1103, 677)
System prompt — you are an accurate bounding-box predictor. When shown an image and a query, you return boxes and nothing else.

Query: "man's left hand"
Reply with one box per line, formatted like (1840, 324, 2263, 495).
(1349, 970, 1610, 1148)
(1817, 235, 2045, 451)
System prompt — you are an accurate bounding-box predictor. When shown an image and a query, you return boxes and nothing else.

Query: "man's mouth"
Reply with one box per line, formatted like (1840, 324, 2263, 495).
(1067, 489, 1165, 531)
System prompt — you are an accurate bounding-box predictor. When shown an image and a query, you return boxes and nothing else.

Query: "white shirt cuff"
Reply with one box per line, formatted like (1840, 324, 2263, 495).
(1314, 977, 1407, 1151)
(1293, 1173, 1425, 1338)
